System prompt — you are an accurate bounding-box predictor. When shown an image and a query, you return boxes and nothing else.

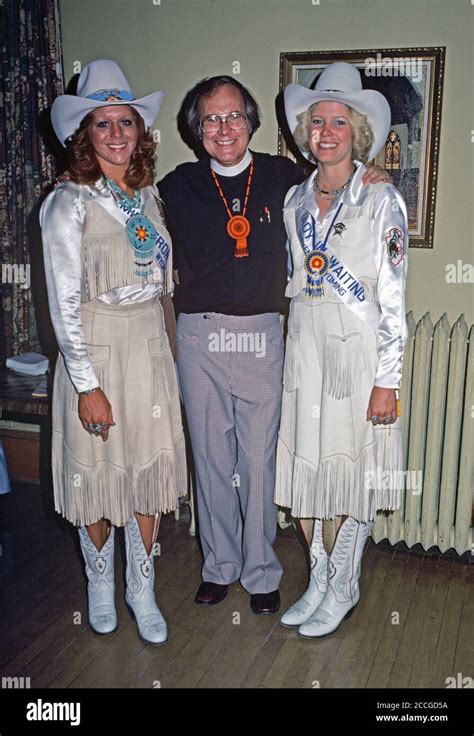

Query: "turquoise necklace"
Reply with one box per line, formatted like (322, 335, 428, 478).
(103, 176, 158, 277)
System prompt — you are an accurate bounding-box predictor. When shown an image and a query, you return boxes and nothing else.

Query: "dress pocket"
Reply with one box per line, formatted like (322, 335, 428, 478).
(87, 344, 111, 363)
(69, 344, 111, 411)
(148, 335, 178, 409)
(322, 332, 365, 399)
(283, 332, 299, 392)
(88, 344, 111, 393)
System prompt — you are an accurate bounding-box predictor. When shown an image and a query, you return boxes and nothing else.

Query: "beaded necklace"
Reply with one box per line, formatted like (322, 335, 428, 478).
(103, 176, 159, 277)
(210, 158, 254, 258)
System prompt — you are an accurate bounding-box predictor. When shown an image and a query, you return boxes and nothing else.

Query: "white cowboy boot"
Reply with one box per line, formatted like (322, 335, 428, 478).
(124, 514, 168, 645)
(280, 519, 328, 627)
(298, 517, 373, 639)
(78, 525, 117, 635)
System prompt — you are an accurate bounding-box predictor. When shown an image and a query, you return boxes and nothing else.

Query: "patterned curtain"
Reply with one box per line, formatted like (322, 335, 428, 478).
(0, 0, 64, 362)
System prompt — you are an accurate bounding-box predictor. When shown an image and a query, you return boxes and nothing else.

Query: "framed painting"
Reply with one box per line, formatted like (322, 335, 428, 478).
(278, 47, 445, 248)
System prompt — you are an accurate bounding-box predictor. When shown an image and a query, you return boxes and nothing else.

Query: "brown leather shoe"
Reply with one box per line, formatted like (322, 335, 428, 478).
(250, 589, 281, 615)
(194, 581, 228, 605)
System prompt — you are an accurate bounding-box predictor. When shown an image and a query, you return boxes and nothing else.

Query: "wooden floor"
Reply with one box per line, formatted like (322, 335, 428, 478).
(0, 483, 472, 690)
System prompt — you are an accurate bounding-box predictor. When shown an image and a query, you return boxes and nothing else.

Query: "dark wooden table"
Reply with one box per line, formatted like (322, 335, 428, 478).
(0, 367, 52, 486)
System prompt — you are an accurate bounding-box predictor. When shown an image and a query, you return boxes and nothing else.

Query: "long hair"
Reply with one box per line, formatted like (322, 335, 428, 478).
(66, 106, 156, 187)
(183, 75, 261, 144)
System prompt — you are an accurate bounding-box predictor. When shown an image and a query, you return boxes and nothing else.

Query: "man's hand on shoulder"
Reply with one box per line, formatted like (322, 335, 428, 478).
(362, 164, 390, 185)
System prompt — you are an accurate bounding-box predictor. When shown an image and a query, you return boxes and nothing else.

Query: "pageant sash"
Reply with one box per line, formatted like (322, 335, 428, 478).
(295, 207, 381, 333)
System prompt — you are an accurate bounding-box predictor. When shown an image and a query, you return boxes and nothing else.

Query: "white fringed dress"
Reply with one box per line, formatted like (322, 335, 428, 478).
(275, 163, 408, 522)
(41, 180, 187, 527)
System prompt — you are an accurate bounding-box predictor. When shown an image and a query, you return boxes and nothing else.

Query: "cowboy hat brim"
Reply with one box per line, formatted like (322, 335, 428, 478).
(284, 83, 391, 161)
(51, 90, 164, 146)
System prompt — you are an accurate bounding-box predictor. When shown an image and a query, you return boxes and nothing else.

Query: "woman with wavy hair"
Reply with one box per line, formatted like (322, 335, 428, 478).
(41, 60, 186, 645)
(275, 63, 408, 638)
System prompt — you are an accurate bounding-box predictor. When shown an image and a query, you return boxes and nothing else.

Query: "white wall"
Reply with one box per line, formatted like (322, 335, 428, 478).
(59, 0, 474, 324)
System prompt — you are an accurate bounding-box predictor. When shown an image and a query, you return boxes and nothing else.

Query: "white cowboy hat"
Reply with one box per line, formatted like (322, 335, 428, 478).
(284, 62, 391, 161)
(51, 59, 164, 146)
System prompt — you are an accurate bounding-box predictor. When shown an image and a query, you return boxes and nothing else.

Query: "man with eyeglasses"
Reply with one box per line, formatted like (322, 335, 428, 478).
(158, 76, 386, 615)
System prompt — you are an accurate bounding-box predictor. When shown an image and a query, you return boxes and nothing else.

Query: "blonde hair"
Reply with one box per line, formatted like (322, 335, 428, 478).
(293, 103, 374, 163)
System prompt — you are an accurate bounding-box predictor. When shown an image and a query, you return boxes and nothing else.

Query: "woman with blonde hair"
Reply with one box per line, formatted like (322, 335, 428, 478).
(275, 62, 408, 638)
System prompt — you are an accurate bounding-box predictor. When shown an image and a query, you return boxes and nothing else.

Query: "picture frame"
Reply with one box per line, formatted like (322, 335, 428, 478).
(278, 47, 446, 249)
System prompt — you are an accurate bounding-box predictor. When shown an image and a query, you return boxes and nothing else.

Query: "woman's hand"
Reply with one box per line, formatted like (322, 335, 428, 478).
(55, 170, 72, 185)
(362, 165, 390, 185)
(366, 386, 397, 426)
(79, 389, 116, 441)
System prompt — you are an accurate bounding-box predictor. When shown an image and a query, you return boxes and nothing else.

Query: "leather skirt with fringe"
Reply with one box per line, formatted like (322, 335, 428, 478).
(52, 297, 187, 527)
(275, 292, 403, 522)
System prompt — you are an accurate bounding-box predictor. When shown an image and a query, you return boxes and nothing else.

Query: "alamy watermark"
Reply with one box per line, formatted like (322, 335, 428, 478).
(445, 260, 473, 284)
(365, 468, 423, 495)
(2, 676, 31, 688)
(26, 699, 81, 726)
(208, 329, 266, 358)
(2, 263, 30, 289)
(445, 673, 473, 688)
(364, 53, 422, 83)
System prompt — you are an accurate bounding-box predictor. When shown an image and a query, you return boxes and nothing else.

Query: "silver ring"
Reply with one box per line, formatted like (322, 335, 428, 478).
(371, 415, 379, 425)
(382, 415, 393, 425)
(87, 422, 103, 432)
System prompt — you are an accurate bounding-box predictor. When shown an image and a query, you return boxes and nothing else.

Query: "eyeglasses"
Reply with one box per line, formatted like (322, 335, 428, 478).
(199, 111, 248, 133)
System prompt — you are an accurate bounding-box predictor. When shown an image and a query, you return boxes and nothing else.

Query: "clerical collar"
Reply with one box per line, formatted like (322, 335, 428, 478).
(210, 149, 252, 177)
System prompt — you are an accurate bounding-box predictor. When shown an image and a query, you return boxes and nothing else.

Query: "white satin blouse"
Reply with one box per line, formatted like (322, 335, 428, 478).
(284, 162, 409, 388)
(40, 180, 172, 393)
